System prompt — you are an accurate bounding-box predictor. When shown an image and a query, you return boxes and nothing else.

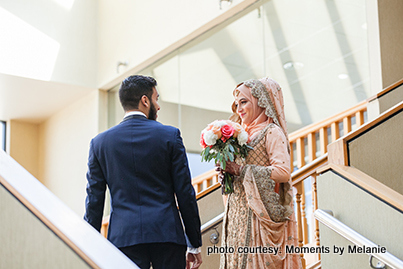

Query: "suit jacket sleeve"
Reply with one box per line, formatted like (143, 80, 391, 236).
(84, 139, 107, 231)
(170, 129, 202, 248)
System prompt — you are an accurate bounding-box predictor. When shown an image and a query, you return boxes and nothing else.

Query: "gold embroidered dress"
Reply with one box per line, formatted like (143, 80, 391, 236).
(220, 78, 302, 269)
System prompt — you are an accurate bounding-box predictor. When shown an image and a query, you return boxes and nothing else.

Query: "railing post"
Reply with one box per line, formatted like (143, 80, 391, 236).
(331, 122, 340, 142)
(295, 182, 307, 268)
(343, 116, 352, 135)
(297, 137, 306, 168)
(356, 110, 365, 127)
(307, 132, 317, 162)
(311, 174, 320, 260)
(197, 183, 202, 193)
(301, 183, 309, 245)
(213, 174, 218, 185)
(319, 127, 328, 155)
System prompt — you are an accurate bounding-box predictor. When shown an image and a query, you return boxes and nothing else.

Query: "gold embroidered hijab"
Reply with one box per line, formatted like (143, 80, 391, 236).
(232, 77, 289, 144)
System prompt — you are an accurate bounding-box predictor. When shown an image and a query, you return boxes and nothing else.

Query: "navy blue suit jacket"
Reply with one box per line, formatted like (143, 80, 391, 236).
(84, 115, 202, 249)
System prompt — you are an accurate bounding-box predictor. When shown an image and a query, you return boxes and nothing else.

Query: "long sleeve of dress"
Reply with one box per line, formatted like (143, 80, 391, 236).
(264, 125, 290, 182)
(240, 124, 292, 223)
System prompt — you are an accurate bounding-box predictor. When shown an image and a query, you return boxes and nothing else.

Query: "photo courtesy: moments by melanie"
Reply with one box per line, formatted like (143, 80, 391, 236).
(207, 244, 387, 256)
(200, 120, 252, 194)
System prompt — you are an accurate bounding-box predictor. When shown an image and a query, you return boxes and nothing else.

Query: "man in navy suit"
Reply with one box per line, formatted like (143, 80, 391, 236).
(84, 75, 202, 269)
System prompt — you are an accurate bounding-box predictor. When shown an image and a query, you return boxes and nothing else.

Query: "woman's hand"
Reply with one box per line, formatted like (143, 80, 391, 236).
(216, 162, 242, 176)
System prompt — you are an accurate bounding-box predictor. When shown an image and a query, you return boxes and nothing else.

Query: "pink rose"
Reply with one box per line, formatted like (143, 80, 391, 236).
(221, 124, 235, 139)
(200, 133, 208, 148)
(228, 121, 242, 138)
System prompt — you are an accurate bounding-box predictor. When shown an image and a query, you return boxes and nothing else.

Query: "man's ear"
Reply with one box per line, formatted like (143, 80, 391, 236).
(140, 95, 149, 108)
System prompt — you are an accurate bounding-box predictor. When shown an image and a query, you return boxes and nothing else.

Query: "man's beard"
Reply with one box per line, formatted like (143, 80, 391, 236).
(148, 102, 157, 120)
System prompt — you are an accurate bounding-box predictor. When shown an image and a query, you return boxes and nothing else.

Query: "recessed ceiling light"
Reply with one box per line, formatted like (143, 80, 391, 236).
(338, 74, 349, 79)
(219, 0, 232, 9)
(283, 61, 304, 70)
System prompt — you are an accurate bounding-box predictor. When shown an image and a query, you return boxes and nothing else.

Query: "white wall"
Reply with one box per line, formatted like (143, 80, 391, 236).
(97, 0, 243, 87)
(0, 0, 98, 87)
(38, 90, 103, 216)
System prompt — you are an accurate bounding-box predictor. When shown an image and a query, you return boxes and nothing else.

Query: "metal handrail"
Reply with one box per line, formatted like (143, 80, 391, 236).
(201, 212, 224, 233)
(314, 209, 403, 269)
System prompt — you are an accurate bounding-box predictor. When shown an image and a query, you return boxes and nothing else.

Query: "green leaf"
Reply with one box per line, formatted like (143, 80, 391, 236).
(207, 154, 215, 161)
(222, 160, 226, 170)
(201, 147, 211, 162)
(201, 150, 207, 162)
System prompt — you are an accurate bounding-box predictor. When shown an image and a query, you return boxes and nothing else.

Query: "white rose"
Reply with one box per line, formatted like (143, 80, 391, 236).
(204, 130, 218, 146)
(238, 130, 248, 146)
(213, 120, 227, 127)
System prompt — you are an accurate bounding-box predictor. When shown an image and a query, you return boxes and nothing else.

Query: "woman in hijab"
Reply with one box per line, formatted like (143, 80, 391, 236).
(219, 77, 302, 269)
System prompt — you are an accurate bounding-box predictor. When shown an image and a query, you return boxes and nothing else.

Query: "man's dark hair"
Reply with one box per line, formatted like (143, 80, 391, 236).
(119, 75, 157, 111)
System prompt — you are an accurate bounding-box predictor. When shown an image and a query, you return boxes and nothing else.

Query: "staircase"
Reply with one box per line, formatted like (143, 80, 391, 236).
(98, 80, 403, 268)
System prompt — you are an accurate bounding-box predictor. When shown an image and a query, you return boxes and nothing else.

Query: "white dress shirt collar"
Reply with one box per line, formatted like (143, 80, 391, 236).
(123, 111, 147, 119)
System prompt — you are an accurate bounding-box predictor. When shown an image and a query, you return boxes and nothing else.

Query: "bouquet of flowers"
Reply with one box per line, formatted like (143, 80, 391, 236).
(200, 120, 252, 194)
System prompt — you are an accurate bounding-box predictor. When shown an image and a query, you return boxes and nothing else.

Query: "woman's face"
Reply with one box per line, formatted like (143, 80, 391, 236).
(235, 85, 254, 125)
